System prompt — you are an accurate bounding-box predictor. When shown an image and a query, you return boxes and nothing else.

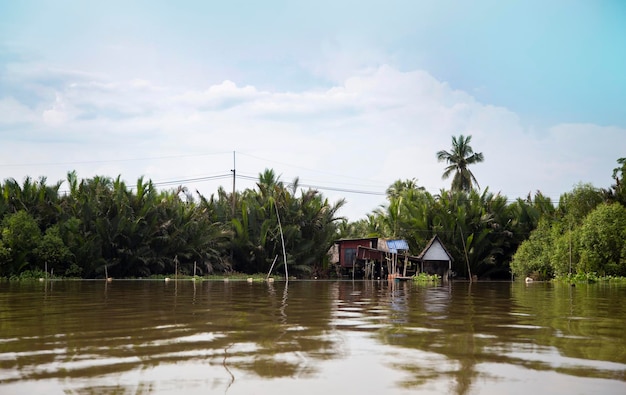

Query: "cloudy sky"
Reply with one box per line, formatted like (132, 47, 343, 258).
(1, 0, 624, 220)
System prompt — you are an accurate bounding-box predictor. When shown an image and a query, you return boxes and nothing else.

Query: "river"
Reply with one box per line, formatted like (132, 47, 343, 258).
(1, 280, 625, 394)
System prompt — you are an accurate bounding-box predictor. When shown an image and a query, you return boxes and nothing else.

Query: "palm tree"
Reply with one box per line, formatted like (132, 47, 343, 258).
(385, 178, 424, 200)
(436, 134, 484, 192)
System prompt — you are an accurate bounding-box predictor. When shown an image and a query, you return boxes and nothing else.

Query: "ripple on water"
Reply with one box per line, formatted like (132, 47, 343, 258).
(2, 280, 625, 394)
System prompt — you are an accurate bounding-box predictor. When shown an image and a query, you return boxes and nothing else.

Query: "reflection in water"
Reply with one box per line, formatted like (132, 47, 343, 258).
(0, 280, 625, 394)
(223, 343, 235, 392)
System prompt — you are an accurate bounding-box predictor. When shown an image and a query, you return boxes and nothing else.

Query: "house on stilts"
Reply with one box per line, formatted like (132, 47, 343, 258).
(333, 235, 453, 280)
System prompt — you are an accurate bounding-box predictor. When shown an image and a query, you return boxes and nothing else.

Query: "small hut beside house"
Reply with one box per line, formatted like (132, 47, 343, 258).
(417, 235, 454, 279)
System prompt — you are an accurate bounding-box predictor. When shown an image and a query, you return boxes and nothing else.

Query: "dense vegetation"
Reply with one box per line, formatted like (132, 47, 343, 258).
(339, 183, 554, 279)
(510, 158, 626, 280)
(340, 140, 625, 281)
(0, 169, 344, 279)
(1, 134, 624, 281)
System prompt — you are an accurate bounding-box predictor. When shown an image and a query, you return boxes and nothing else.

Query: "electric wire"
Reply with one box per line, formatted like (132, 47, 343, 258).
(1, 150, 565, 203)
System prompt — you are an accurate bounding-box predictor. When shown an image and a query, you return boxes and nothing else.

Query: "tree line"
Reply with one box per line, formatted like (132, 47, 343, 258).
(0, 169, 344, 279)
(1, 135, 624, 280)
(511, 158, 626, 279)
(340, 137, 625, 280)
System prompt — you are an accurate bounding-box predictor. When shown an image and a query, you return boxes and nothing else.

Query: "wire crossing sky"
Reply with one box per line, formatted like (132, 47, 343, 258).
(1, 0, 624, 219)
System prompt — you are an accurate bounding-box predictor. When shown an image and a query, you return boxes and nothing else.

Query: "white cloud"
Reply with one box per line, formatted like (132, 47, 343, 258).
(0, 64, 623, 219)
(42, 93, 69, 125)
(0, 97, 39, 126)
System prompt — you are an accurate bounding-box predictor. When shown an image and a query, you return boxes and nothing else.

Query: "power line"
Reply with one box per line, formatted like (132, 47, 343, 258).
(236, 151, 390, 186)
(1, 149, 567, 203)
(234, 173, 386, 196)
(152, 174, 233, 188)
(234, 173, 561, 202)
(232, 173, 550, 202)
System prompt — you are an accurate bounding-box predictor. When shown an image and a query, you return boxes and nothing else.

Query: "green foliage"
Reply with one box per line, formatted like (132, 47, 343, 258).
(1, 156, 624, 281)
(0, 240, 10, 270)
(35, 225, 72, 272)
(352, 178, 554, 279)
(605, 157, 626, 206)
(554, 272, 600, 284)
(558, 183, 604, 226)
(342, 156, 625, 282)
(8, 269, 47, 281)
(225, 169, 345, 277)
(412, 272, 441, 282)
(578, 203, 626, 276)
(0, 173, 234, 278)
(549, 224, 580, 276)
(0, 169, 344, 279)
(513, 194, 626, 281)
(64, 262, 83, 277)
(511, 218, 554, 280)
(0, 210, 42, 276)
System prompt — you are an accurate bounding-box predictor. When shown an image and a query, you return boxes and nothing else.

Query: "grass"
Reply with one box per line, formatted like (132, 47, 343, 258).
(553, 272, 626, 284)
(412, 272, 441, 283)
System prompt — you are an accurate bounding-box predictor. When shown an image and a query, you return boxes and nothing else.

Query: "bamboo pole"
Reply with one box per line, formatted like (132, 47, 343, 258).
(274, 201, 288, 282)
(460, 228, 472, 282)
(267, 255, 279, 281)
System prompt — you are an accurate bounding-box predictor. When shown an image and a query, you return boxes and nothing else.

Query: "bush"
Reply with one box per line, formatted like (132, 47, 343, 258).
(9, 269, 48, 281)
(579, 203, 626, 275)
(412, 272, 441, 282)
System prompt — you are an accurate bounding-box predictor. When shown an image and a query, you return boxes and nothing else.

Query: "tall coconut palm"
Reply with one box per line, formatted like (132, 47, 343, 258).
(436, 134, 484, 192)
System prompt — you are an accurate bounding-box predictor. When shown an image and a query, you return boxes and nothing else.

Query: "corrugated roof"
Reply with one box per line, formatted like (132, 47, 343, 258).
(386, 239, 409, 253)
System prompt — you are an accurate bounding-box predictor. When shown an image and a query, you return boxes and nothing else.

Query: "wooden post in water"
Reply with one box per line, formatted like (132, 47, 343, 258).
(104, 264, 112, 282)
(267, 255, 279, 281)
(402, 256, 408, 277)
(174, 255, 179, 281)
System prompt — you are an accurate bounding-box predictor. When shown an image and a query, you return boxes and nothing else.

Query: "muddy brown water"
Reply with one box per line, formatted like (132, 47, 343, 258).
(1, 280, 625, 394)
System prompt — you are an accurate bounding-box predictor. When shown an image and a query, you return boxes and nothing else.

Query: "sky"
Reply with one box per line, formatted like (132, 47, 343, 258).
(0, 0, 625, 220)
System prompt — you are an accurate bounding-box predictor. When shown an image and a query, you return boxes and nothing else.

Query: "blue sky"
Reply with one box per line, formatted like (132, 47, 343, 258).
(0, 0, 624, 219)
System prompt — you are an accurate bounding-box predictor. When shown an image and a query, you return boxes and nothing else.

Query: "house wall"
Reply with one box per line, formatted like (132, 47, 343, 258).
(337, 239, 377, 267)
(422, 240, 450, 261)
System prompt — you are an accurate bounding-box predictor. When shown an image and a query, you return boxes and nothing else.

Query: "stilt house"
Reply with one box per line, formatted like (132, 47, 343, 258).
(333, 234, 453, 279)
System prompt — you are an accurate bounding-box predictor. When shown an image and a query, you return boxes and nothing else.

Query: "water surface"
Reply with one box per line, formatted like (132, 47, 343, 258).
(1, 280, 625, 394)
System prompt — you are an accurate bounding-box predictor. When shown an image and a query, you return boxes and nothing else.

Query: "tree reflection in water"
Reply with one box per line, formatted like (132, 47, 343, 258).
(0, 280, 625, 394)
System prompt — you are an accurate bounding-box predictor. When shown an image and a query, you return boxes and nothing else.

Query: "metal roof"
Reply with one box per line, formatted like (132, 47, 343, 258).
(386, 239, 409, 253)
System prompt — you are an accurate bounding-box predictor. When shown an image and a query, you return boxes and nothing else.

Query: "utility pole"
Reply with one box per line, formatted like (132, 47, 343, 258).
(230, 151, 236, 265)
(231, 151, 236, 217)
